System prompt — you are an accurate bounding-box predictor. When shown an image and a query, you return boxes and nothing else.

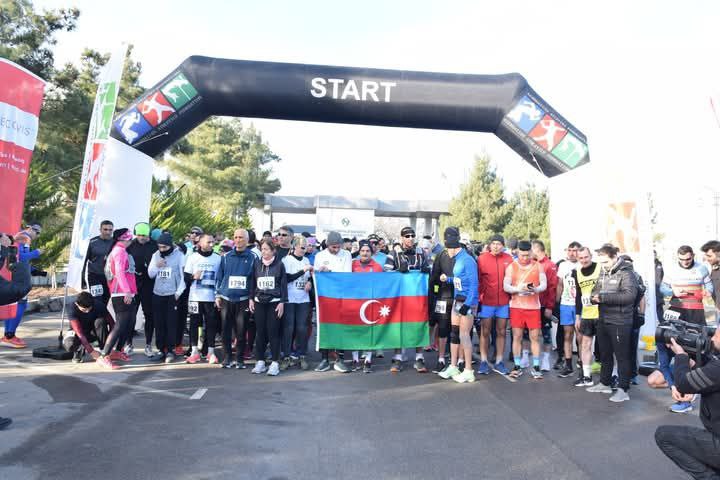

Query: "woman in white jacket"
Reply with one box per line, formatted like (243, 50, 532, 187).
(148, 232, 186, 363)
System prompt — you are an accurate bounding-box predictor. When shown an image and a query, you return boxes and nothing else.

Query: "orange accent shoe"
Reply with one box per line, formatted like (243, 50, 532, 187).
(207, 353, 219, 365)
(109, 351, 130, 362)
(1, 336, 26, 348)
(174, 345, 185, 356)
(96, 356, 119, 370)
(186, 353, 202, 364)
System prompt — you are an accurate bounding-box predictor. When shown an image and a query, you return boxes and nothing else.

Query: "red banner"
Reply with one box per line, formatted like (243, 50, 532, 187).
(0, 59, 46, 319)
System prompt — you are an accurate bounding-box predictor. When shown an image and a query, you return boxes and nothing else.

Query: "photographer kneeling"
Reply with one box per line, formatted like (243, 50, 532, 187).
(655, 332, 720, 479)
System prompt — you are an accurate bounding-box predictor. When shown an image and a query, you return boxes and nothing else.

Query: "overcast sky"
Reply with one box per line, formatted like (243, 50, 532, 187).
(35, 0, 720, 246)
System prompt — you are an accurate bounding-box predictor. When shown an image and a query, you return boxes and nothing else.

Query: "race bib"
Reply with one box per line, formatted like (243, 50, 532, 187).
(188, 301, 199, 314)
(435, 300, 447, 314)
(453, 277, 462, 291)
(158, 268, 172, 279)
(257, 276, 275, 290)
(228, 276, 247, 289)
(663, 310, 681, 322)
(294, 279, 306, 290)
(89, 284, 104, 297)
(581, 295, 592, 307)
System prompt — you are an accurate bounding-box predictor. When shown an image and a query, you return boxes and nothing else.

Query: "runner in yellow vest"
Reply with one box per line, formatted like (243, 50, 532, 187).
(572, 247, 600, 386)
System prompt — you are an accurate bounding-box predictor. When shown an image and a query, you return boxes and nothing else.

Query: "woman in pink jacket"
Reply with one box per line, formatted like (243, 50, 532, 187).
(97, 228, 137, 369)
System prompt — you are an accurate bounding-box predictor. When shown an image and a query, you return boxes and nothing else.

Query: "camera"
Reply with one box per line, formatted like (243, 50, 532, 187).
(656, 318, 717, 364)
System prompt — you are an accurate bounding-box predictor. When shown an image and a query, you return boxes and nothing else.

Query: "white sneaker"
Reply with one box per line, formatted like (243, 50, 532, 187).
(267, 361, 280, 376)
(252, 360, 267, 374)
(123, 344, 134, 356)
(144, 345, 153, 358)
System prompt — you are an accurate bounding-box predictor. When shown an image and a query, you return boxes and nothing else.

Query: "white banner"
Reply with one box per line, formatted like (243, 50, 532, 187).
(67, 44, 128, 290)
(316, 207, 374, 240)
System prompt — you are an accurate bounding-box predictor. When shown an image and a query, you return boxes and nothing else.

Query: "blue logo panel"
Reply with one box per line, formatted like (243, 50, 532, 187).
(505, 95, 545, 133)
(113, 107, 153, 145)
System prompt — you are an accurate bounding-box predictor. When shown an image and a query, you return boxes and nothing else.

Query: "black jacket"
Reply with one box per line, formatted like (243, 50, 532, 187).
(127, 239, 158, 288)
(674, 353, 720, 436)
(81, 236, 113, 285)
(0, 262, 31, 306)
(429, 249, 455, 299)
(250, 256, 288, 303)
(591, 257, 639, 326)
(384, 246, 431, 273)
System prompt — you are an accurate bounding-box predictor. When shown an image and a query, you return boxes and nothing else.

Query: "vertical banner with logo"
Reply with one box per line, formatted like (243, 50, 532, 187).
(0, 58, 46, 319)
(66, 45, 128, 290)
(605, 194, 657, 345)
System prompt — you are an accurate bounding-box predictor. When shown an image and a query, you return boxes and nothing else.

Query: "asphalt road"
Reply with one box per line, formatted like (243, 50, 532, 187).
(0, 312, 700, 480)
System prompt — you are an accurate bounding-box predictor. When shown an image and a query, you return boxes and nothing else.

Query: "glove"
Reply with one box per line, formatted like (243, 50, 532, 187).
(454, 301, 469, 316)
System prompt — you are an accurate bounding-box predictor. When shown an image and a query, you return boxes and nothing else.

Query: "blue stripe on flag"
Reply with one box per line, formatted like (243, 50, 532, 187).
(315, 271, 428, 299)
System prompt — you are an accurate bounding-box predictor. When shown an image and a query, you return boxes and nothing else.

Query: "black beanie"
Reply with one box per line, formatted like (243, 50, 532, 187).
(489, 234, 505, 245)
(157, 232, 173, 247)
(517, 240, 532, 251)
(444, 227, 461, 249)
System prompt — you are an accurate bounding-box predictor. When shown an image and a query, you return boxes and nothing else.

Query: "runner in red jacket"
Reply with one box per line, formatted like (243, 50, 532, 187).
(476, 234, 514, 375)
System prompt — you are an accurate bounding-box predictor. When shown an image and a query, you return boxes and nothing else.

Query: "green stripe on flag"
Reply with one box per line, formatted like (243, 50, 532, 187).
(318, 322, 429, 350)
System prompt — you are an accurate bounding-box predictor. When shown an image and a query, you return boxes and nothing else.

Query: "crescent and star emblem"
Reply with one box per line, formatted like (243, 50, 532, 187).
(359, 300, 391, 325)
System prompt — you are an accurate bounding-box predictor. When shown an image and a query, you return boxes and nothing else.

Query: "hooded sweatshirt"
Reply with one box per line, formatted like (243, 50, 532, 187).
(107, 242, 137, 296)
(148, 247, 186, 298)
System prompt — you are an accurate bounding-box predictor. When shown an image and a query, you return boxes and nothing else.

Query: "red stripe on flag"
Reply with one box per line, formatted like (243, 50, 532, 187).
(0, 61, 45, 113)
(317, 295, 428, 326)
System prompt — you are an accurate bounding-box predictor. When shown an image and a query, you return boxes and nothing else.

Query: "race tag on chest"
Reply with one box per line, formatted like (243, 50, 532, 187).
(228, 276, 247, 289)
(257, 276, 275, 290)
(453, 277, 462, 291)
(158, 268, 172, 279)
(188, 301, 199, 314)
(435, 300, 447, 314)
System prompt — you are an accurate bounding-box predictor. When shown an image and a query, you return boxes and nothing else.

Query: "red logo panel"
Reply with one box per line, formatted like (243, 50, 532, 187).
(529, 115, 567, 151)
(138, 91, 176, 127)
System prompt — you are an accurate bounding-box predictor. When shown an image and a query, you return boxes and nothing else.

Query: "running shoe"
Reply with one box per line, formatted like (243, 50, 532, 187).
(72, 349, 84, 364)
(314, 359, 331, 372)
(221, 361, 233, 369)
(0, 336, 26, 349)
(280, 357, 292, 371)
(334, 359, 351, 373)
(530, 368, 543, 380)
(432, 359, 446, 374)
(252, 360, 267, 374)
(574, 376, 593, 387)
(149, 353, 165, 362)
(609, 389, 630, 403)
(509, 367, 523, 378)
(477, 361, 490, 375)
(351, 360, 362, 372)
(363, 362, 372, 374)
(414, 358, 428, 373)
(299, 356, 309, 370)
(438, 365, 460, 379)
(144, 345, 153, 357)
(123, 344, 134, 356)
(165, 353, 175, 364)
(186, 353, 202, 364)
(267, 361, 280, 376)
(235, 361, 247, 369)
(586, 383, 612, 393)
(390, 359, 403, 373)
(670, 401, 693, 413)
(109, 351, 130, 362)
(96, 356, 118, 370)
(553, 357, 564, 370)
(630, 376, 639, 385)
(207, 353, 219, 365)
(492, 361, 509, 376)
(558, 366, 574, 378)
(174, 345, 185, 356)
(453, 369, 476, 383)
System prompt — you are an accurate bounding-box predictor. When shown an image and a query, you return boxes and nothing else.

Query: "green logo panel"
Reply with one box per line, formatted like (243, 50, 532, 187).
(160, 73, 198, 109)
(551, 133, 588, 168)
(96, 81, 117, 140)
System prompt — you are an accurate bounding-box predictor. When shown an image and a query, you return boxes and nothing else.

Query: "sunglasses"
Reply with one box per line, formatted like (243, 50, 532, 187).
(679, 256, 694, 262)
(404, 235, 416, 239)
(278, 233, 289, 237)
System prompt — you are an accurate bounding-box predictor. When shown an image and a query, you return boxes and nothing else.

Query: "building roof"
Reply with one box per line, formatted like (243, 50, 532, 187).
(264, 195, 449, 218)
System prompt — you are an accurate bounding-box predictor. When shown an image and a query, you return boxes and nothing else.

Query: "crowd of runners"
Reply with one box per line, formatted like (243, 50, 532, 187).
(3, 221, 720, 412)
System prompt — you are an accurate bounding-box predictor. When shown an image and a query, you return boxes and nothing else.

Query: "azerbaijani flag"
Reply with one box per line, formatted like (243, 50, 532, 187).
(315, 271, 429, 350)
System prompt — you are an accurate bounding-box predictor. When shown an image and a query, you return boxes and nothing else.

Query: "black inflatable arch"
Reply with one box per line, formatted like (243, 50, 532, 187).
(111, 56, 589, 177)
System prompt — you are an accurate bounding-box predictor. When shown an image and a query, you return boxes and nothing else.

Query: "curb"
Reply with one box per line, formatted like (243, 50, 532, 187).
(25, 294, 76, 315)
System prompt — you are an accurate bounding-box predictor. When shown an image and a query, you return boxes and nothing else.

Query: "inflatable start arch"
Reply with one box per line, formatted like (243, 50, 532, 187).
(111, 56, 589, 177)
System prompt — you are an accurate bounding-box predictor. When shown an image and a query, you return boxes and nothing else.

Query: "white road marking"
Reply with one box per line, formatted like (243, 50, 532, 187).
(0, 358, 192, 400)
(190, 388, 208, 400)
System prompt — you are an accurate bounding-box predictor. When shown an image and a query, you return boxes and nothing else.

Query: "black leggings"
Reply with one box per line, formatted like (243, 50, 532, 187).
(254, 302, 282, 362)
(153, 294, 177, 354)
(103, 297, 137, 355)
(220, 298, 249, 363)
(175, 286, 190, 346)
(137, 281, 154, 345)
(189, 301, 218, 353)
